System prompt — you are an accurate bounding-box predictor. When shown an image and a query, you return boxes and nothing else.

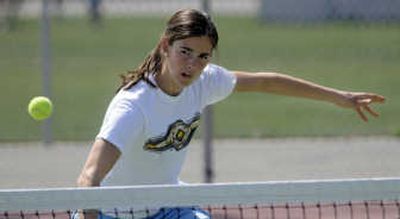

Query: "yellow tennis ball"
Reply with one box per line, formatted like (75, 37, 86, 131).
(28, 96, 53, 121)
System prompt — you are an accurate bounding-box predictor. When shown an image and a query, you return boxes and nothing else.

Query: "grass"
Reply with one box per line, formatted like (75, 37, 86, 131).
(0, 17, 399, 141)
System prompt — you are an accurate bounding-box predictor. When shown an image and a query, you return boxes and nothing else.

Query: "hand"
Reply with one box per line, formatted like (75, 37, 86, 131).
(336, 91, 386, 122)
(78, 210, 98, 219)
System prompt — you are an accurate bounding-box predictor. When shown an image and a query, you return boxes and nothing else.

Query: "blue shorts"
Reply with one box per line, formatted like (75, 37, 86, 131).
(73, 207, 211, 219)
(144, 207, 210, 219)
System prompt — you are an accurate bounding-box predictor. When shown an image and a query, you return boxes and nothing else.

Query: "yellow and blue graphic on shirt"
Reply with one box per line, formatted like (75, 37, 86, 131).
(144, 113, 200, 152)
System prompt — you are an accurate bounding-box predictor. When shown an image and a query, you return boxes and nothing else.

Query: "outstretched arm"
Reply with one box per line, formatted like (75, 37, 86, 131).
(76, 139, 121, 219)
(233, 71, 385, 122)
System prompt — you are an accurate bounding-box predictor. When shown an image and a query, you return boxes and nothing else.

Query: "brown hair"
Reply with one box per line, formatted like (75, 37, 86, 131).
(118, 9, 219, 91)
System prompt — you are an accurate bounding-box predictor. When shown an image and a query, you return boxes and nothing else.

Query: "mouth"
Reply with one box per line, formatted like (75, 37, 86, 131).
(181, 72, 192, 79)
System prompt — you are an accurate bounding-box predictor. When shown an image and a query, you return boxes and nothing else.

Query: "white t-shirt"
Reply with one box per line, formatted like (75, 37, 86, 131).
(97, 64, 236, 187)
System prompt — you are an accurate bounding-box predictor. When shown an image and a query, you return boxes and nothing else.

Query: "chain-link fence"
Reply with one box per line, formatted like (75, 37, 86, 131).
(1, 0, 258, 19)
(2, 0, 399, 34)
(2, 0, 400, 21)
(261, 0, 400, 22)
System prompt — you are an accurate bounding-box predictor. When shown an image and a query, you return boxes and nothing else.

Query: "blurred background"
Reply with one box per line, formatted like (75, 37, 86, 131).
(0, 0, 399, 188)
(1, 0, 399, 141)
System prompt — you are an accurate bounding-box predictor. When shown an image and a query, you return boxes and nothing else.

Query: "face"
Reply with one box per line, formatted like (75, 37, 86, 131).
(159, 36, 213, 95)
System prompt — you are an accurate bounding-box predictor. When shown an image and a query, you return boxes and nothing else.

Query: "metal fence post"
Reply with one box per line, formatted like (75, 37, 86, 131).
(41, 0, 53, 145)
(202, 0, 214, 184)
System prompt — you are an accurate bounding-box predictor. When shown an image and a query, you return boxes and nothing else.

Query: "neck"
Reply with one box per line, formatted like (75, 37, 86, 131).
(155, 67, 182, 96)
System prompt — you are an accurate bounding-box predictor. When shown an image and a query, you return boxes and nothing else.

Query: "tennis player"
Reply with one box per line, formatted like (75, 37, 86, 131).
(75, 8, 385, 219)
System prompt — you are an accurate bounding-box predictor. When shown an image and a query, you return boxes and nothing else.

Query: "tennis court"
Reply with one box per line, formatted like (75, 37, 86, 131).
(1, 137, 400, 218)
(1, 137, 399, 188)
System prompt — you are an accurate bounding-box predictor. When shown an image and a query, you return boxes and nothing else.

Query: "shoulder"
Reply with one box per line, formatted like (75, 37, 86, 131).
(197, 63, 236, 85)
(107, 81, 155, 116)
(202, 63, 230, 76)
(195, 63, 233, 84)
(117, 81, 154, 103)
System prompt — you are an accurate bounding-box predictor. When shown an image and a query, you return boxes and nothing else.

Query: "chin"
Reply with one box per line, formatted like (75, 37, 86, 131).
(182, 79, 195, 87)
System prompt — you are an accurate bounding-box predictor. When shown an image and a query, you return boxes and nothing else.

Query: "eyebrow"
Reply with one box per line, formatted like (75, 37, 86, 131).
(180, 46, 211, 57)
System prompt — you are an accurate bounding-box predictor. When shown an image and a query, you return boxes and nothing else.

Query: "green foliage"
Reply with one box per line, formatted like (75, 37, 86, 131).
(0, 17, 399, 140)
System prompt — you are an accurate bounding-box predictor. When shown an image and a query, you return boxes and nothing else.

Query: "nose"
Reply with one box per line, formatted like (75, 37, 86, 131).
(186, 56, 198, 71)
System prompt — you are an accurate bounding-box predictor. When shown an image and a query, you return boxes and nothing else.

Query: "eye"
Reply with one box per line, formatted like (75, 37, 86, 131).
(199, 54, 210, 61)
(180, 49, 191, 56)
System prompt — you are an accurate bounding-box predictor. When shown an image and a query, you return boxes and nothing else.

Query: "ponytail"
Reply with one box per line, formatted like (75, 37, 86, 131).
(117, 44, 163, 92)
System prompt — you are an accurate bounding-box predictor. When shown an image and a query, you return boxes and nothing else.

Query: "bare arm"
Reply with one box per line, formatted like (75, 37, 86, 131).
(77, 139, 121, 219)
(233, 71, 385, 122)
(77, 139, 121, 186)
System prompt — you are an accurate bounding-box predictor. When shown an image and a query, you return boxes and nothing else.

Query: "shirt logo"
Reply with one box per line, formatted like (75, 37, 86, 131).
(144, 114, 201, 152)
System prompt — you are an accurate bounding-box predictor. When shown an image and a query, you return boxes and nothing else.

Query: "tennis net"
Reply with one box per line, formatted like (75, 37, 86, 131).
(1, 177, 400, 219)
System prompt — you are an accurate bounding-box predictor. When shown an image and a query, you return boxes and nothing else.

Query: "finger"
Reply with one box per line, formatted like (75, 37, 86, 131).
(359, 94, 386, 103)
(375, 96, 385, 103)
(371, 94, 386, 103)
(356, 107, 368, 122)
(364, 105, 379, 117)
(357, 98, 372, 106)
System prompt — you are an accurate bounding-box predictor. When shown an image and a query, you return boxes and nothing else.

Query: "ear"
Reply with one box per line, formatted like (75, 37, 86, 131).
(160, 37, 170, 56)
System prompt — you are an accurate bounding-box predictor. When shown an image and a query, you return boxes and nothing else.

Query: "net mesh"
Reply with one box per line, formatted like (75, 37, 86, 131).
(1, 178, 400, 219)
(2, 202, 400, 219)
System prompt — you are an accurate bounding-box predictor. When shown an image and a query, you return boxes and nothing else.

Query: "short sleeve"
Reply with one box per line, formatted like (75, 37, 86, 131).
(201, 64, 237, 105)
(96, 97, 145, 152)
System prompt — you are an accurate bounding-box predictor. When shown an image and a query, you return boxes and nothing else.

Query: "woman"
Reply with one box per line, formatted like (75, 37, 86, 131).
(76, 8, 385, 219)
